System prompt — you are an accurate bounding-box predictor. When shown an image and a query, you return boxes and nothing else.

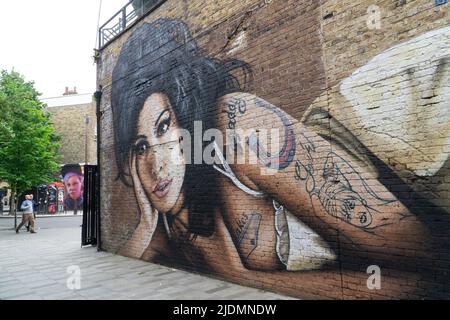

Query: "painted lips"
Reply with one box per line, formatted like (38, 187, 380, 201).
(153, 179, 173, 198)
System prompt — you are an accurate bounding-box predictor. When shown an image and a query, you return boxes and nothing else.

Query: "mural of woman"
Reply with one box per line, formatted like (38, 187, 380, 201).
(111, 18, 445, 297)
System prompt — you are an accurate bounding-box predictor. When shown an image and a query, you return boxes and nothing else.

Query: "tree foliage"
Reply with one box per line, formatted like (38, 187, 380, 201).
(0, 70, 60, 207)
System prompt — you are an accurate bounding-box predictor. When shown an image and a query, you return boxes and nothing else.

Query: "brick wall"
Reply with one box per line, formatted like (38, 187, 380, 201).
(97, 0, 450, 299)
(46, 102, 97, 165)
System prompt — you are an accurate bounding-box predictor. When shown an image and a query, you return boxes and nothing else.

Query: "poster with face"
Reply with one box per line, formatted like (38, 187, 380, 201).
(61, 164, 84, 211)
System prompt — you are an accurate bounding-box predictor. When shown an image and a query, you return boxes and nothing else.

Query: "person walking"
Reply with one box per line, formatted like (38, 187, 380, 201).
(26, 194, 38, 232)
(16, 194, 36, 234)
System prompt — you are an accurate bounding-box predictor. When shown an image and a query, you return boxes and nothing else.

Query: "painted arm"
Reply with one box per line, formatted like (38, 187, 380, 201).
(190, 208, 425, 299)
(217, 92, 433, 264)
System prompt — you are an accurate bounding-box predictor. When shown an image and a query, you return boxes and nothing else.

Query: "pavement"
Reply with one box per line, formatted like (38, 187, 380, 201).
(0, 214, 79, 218)
(0, 215, 82, 231)
(0, 221, 296, 300)
(1, 210, 80, 218)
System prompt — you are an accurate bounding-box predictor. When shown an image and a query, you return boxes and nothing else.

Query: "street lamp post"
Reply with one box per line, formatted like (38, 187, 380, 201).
(85, 115, 90, 165)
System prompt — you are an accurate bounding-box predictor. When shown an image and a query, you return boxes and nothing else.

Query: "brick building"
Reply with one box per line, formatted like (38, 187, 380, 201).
(42, 90, 97, 166)
(96, 0, 450, 299)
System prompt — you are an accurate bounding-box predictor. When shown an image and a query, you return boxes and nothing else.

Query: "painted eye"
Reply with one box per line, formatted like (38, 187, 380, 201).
(156, 117, 171, 137)
(135, 141, 149, 156)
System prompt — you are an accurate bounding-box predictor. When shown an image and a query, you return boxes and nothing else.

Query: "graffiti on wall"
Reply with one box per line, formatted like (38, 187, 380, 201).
(109, 18, 450, 298)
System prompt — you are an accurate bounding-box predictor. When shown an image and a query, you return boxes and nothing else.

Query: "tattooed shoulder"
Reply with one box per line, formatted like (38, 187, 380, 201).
(222, 97, 247, 130)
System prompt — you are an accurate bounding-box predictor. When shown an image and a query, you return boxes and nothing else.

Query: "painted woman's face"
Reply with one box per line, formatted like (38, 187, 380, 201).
(134, 93, 186, 214)
(67, 176, 82, 200)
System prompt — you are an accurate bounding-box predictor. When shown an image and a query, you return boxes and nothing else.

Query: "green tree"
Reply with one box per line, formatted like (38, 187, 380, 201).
(0, 70, 60, 217)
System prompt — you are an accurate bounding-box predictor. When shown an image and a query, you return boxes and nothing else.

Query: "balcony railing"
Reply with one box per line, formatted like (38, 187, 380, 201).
(98, 0, 166, 49)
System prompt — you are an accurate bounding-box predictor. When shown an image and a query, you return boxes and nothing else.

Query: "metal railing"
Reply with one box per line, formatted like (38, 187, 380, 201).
(98, 0, 166, 49)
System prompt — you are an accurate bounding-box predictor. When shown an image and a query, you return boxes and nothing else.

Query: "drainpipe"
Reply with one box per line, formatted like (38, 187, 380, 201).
(94, 87, 103, 251)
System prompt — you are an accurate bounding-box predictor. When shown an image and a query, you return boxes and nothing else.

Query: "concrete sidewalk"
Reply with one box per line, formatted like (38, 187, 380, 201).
(0, 227, 296, 300)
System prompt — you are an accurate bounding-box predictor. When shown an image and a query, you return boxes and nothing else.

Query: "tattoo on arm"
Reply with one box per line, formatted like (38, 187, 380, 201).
(224, 97, 247, 130)
(235, 213, 262, 259)
(223, 97, 296, 170)
(248, 98, 296, 170)
(295, 133, 396, 229)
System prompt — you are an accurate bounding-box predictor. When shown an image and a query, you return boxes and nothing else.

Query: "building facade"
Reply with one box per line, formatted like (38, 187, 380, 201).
(96, 0, 450, 299)
(42, 93, 97, 166)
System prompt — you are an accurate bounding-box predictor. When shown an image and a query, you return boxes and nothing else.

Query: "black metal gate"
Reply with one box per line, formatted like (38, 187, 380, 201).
(82, 165, 99, 246)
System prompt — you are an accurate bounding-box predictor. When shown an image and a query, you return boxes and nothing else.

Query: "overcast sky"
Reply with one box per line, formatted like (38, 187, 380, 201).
(0, 0, 128, 98)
